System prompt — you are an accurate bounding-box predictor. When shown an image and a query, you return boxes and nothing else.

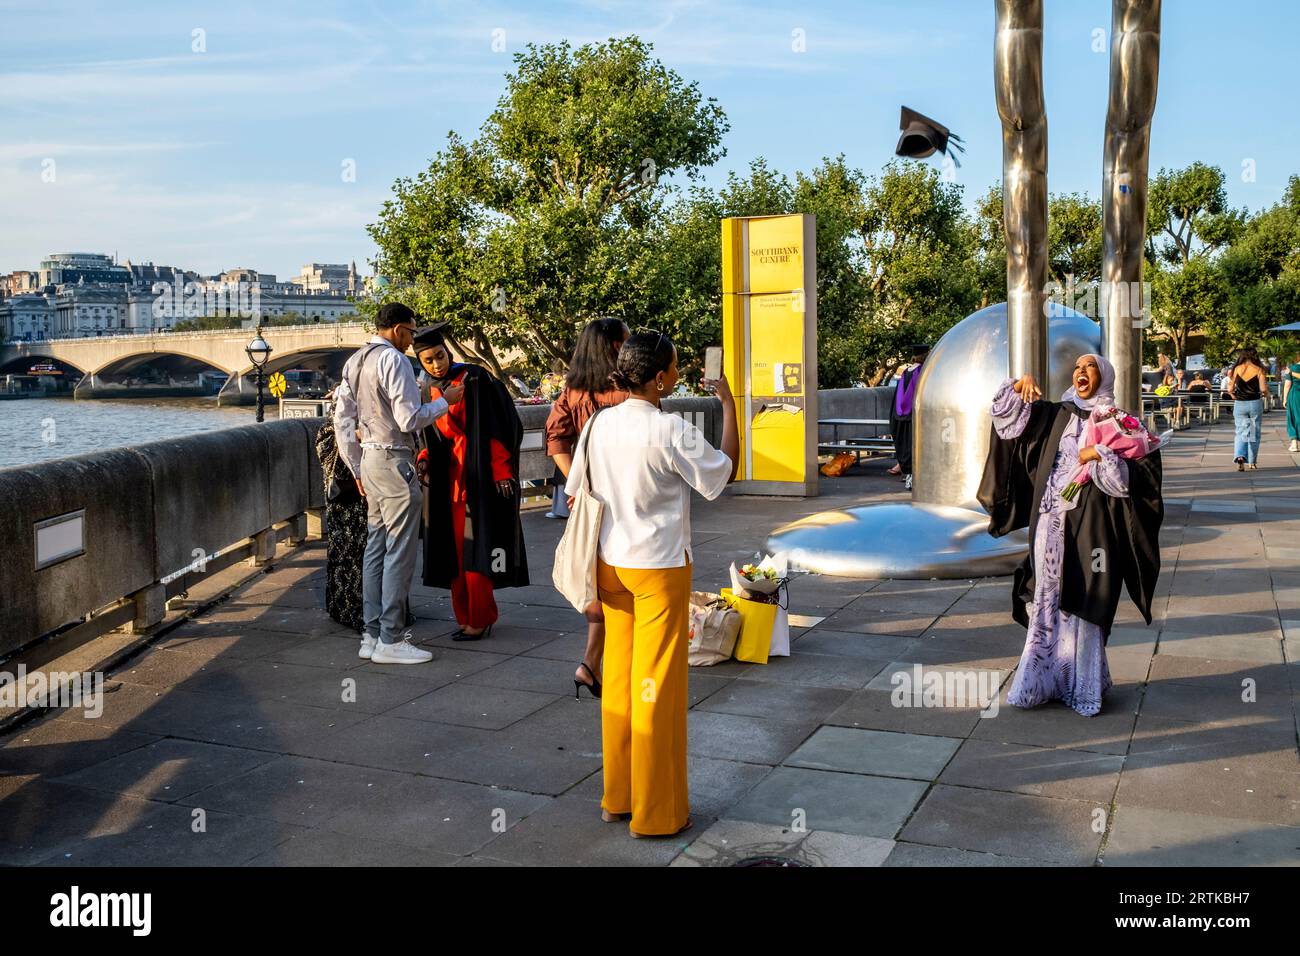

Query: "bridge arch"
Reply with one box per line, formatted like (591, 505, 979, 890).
(75, 350, 232, 399)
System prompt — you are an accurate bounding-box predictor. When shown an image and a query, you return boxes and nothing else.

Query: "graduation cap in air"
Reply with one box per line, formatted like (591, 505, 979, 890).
(412, 321, 450, 352)
(895, 106, 965, 167)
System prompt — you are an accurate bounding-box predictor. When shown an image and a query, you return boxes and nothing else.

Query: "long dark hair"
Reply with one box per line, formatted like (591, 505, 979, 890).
(565, 318, 629, 394)
(1233, 347, 1263, 372)
(610, 332, 675, 391)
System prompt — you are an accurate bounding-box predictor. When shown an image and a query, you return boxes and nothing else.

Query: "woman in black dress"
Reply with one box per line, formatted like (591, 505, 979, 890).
(315, 409, 367, 631)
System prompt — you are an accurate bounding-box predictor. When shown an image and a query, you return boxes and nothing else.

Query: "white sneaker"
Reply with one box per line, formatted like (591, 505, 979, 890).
(370, 634, 433, 665)
(1290, 440, 1298, 453)
(358, 633, 376, 660)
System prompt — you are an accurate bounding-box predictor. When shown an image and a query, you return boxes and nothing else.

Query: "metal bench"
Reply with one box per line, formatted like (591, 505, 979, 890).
(818, 418, 895, 463)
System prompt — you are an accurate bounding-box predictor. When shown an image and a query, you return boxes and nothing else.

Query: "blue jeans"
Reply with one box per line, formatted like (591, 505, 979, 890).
(360, 447, 422, 644)
(1233, 399, 1263, 463)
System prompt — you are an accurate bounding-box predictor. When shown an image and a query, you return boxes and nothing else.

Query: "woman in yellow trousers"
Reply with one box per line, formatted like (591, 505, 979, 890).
(565, 332, 739, 838)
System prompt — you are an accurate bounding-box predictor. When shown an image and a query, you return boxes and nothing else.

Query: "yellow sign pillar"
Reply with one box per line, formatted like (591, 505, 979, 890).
(721, 213, 818, 496)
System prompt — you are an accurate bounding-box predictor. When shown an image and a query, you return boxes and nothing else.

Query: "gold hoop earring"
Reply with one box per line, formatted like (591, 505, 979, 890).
(657, 380, 665, 392)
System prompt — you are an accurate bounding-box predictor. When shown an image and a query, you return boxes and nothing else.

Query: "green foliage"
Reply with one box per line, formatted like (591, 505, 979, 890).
(367, 37, 728, 390)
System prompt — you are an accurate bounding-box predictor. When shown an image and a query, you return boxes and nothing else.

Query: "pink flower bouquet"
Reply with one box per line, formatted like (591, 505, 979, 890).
(1060, 406, 1162, 502)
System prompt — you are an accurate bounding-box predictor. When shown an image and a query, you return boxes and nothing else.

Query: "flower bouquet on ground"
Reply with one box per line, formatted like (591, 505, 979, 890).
(727, 554, 790, 660)
(1061, 406, 1165, 503)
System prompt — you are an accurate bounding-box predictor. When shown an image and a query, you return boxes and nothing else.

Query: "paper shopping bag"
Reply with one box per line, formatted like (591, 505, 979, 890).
(688, 591, 741, 666)
(721, 587, 778, 665)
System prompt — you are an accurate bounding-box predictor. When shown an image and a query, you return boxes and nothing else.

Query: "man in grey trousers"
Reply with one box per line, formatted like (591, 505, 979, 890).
(334, 303, 464, 664)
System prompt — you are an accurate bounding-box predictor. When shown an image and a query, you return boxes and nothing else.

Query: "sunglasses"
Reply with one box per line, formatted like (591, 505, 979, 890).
(635, 326, 667, 352)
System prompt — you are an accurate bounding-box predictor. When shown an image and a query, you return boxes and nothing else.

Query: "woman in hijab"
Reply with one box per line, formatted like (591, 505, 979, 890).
(978, 354, 1164, 717)
(413, 325, 529, 639)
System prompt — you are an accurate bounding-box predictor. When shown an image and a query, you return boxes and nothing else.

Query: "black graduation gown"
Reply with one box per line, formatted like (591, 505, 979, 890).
(419, 364, 530, 590)
(976, 398, 1163, 642)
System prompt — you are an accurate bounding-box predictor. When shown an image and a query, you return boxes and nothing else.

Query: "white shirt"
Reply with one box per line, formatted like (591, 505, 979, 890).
(565, 398, 732, 569)
(333, 336, 448, 477)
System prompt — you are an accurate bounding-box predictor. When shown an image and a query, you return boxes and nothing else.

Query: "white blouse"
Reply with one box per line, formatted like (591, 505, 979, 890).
(565, 398, 732, 569)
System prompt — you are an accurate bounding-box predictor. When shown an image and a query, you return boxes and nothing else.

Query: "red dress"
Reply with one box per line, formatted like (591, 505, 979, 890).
(421, 369, 514, 629)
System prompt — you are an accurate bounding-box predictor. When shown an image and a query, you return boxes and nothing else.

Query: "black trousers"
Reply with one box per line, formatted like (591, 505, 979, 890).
(892, 415, 914, 474)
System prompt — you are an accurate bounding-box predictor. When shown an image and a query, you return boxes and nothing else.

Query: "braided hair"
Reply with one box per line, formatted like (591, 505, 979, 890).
(610, 332, 675, 391)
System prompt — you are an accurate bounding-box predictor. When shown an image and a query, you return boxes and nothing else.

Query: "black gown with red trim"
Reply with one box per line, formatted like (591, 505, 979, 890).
(419, 363, 529, 590)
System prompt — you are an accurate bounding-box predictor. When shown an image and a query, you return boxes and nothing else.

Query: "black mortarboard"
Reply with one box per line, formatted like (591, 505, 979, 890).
(412, 322, 449, 352)
(896, 106, 964, 167)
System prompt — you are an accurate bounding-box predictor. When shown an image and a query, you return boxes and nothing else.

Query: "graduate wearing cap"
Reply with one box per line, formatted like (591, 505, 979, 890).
(412, 324, 529, 639)
(888, 344, 930, 489)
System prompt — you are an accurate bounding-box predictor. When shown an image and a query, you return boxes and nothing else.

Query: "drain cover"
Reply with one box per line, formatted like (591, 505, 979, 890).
(733, 855, 809, 867)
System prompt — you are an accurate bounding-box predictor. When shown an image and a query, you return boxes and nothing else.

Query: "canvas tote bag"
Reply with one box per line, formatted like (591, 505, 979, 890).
(551, 409, 605, 611)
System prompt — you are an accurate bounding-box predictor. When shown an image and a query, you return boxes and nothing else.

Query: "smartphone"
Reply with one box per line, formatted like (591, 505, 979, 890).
(704, 346, 723, 382)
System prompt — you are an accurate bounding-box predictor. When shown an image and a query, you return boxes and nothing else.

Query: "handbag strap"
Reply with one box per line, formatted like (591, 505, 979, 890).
(576, 406, 605, 496)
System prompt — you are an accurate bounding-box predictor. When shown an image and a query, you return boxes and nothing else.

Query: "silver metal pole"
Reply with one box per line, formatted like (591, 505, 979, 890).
(995, 0, 1049, 385)
(1102, 0, 1161, 412)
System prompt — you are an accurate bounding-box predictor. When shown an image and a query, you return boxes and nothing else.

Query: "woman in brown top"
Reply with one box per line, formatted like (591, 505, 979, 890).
(545, 318, 630, 698)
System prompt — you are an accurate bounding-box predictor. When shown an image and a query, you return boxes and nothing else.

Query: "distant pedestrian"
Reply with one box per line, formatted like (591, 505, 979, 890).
(334, 303, 463, 664)
(1285, 350, 1300, 453)
(566, 332, 738, 837)
(1227, 347, 1268, 471)
(544, 318, 630, 697)
(888, 344, 929, 491)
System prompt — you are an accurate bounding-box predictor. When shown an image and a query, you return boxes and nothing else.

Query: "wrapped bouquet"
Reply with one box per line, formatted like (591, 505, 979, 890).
(1061, 406, 1164, 503)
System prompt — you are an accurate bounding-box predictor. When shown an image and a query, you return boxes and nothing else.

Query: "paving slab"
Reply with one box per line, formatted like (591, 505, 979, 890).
(1104, 805, 1300, 866)
(784, 726, 961, 781)
(54, 738, 276, 802)
(393, 682, 559, 730)
(475, 793, 697, 866)
(181, 754, 406, 828)
(723, 765, 927, 838)
(686, 709, 818, 766)
(899, 785, 1105, 865)
(937, 738, 1124, 802)
(672, 819, 894, 867)
(320, 774, 551, 854)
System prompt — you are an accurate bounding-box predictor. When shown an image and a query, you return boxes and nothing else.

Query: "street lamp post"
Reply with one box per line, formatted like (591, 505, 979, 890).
(245, 328, 273, 423)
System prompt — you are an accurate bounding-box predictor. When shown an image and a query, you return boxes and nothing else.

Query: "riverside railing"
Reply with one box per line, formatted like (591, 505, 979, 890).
(0, 418, 325, 664)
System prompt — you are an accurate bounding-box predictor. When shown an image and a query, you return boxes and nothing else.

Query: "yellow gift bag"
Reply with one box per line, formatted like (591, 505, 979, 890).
(721, 587, 778, 665)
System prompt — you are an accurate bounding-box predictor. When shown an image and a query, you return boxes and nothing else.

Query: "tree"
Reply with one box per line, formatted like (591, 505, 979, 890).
(853, 161, 979, 384)
(1146, 162, 1245, 266)
(1151, 257, 1228, 363)
(1210, 174, 1300, 363)
(368, 37, 728, 389)
(1047, 192, 1103, 284)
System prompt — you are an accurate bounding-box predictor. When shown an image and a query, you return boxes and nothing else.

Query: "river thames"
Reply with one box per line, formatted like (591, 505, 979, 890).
(0, 397, 260, 470)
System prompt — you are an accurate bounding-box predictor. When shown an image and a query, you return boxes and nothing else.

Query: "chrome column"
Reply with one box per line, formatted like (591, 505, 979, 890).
(1102, 0, 1161, 412)
(995, 0, 1048, 385)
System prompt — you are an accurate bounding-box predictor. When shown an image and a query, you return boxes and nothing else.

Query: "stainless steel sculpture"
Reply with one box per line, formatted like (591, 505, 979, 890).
(1102, 0, 1161, 411)
(770, 304, 1098, 578)
(996, 0, 1049, 387)
(767, 0, 1157, 578)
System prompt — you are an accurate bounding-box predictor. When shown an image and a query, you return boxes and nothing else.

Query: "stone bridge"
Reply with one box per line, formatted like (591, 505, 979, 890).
(0, 323, 372, 402)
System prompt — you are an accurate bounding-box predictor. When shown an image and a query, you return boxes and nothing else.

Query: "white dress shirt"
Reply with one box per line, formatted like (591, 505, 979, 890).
(565, 397, 732, 569)
(333, 336, 448, 478)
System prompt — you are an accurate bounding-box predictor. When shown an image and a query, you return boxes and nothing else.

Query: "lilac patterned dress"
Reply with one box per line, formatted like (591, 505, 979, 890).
(990, 380, 1130, 717)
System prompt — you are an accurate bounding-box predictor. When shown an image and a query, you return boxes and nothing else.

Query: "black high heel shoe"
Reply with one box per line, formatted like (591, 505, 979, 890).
(574, 661, 601, 699)
(453, 623, 493, 642)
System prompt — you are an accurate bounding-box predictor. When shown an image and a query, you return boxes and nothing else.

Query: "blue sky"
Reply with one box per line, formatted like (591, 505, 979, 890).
(1, 0, 1294, 279)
